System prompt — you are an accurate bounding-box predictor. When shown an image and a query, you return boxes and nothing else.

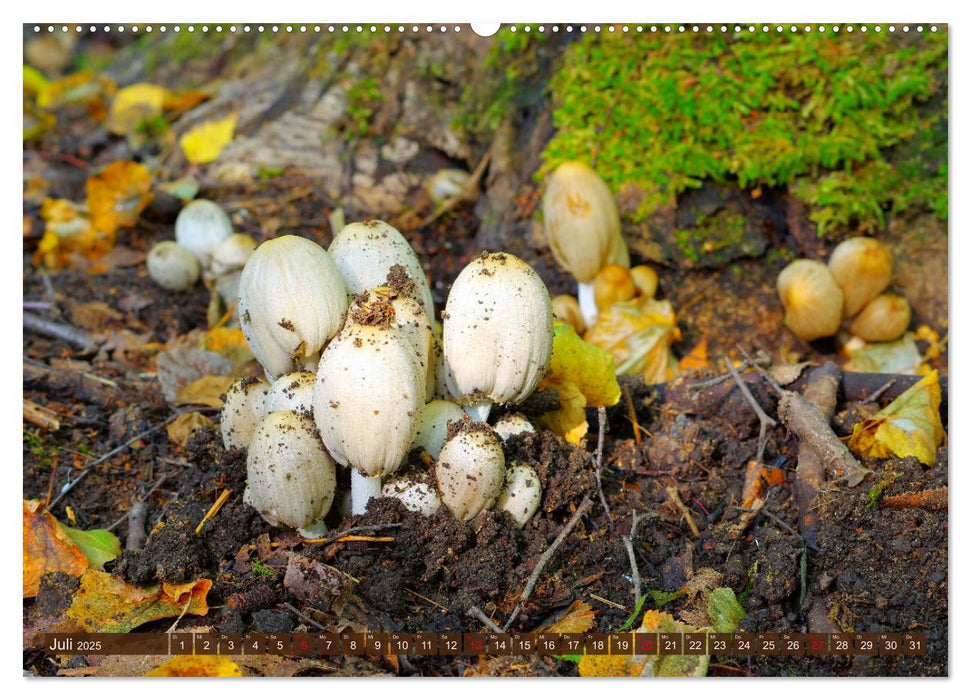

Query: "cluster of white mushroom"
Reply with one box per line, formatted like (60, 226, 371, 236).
(219, 220, 554, 536)
(146, 199, 257, 304)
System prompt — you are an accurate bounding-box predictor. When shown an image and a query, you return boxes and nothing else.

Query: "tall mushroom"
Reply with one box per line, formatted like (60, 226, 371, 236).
(442, 252, 553, 422)
(237, 235, 348, 381)
(542, 161, 629, 327)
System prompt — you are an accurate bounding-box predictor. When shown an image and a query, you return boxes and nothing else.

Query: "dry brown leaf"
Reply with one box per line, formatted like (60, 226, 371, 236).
(156, 337, 234, 403)
(166, 411, 214, 447)
(175, 375, 234, 408)
(23, 499, 88, 598)
(741, 460, 786, 509)
(68, 300, 123, 332)
(65, 570, 211, 633)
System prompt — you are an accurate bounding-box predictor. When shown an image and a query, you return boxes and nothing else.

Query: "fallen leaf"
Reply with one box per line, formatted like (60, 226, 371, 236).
(23, 500, 88, 598)
(145, 656, 243, 677)
(37, 71, 115, 110)
(65, 570, 211, 633)
(166, 411, 214, 447)
(741, 460, 786, 509)
(534, 600, 597, 634)
(108, 83, 170, 135)
(59, 525, 121, 571)
(769, 362, 810, 386)
(162, 89, 210, 114)
(586, 297, 680, 383)
(707, 588, 746, 634)
(180, 112, 238, 164)
(203, 326, 254, 366)
(678, 338, 710, 372)
(848, 370, 944, 466)
(636, 610, 708, 678)
(175, 375, 234, 408)
(157, 175, 200, 202)
(68, 300, 124, 332)
(156, 339, 234, 403)
(842, 333, 923, 375)
(23, 65, 50, 97)
(545, 322, 621, 407)
(34, 198, 100, 269)
(535, 379, 588, 445)
(86, 161, 154, 236)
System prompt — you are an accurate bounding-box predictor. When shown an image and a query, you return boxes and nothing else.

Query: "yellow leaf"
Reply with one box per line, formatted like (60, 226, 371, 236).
(534, 600, 597, 634)
(34, 198, 102, 270)
(535, 379, 588, 445)
(842, 333, 923, 375)
(166, 411, 214, 447)
(585, 297, 680, 383)
(86, 161, 154, 236)
(146, 655, 243, 677)
(203, 327, 254, 366)
(678, 338, 710, 372)
(108, 83, 170, 135)
(180, 112, 238, 164)
(546, 322, 621, 408)
(848, 370, 944, 466)
(66, 570, 211, 633)
(37, 71, 114, 110)
(23, 66, 50, 97)
(175, 375, 234, 408)
(23, 500, 88, 598)
(162, 90, 210, 113)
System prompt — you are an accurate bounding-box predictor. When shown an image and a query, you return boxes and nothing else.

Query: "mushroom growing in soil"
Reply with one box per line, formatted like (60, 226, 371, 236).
(313, 292, 426, 515)
(175, 199, 234, 268)
(551, 294, 585, 334)
(244, 410, 337, 537)
(827, 237, 894, 318)
(442, 252, 554, 422)
(147, 241, 201, 291)
(412, 399, 467, 460)
(494, 462, 542, 528)
(542, 161, 629, 327)
(435, 423, 506, 521)
(849, 294, 912, 342)
(492, 414, 535, 443)
(381, 474, 442, 517)
(776, 259, 844, 342)
(238, 235, 348, 381)
(263, 371, 316, 416)
(220, 376, 269, 450)
(328, 220, 435, 323)
(210, 233, 257, 277)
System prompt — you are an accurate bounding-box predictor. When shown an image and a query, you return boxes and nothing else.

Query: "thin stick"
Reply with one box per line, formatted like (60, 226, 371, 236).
(503, 496, 593, 631)
(724, 356, 777, 466)
(419, 150, 492, 227)
(280, 602, 329, 632)
(687, 358, 753, 391)
(48, 411, 193, 511)
(23, 311, 97, 351)
(622, 510, 643, 605)
(195, 488, 233, 535)
(664, 485, 701, 537)
(302, 522, 403, 545)
(467, 606, 503, 633)
(105, 474, 170, 532)
(861, 378, 896, 404)
(594, 407, 612, 522)
(330, 535, 394, 543)
(589, 593, 626, 610)
(621, 383, 642, 446)
(404, 587, 450, 613)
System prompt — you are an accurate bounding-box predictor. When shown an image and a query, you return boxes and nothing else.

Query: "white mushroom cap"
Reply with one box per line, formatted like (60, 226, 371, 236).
(328, 220, 435, 322)
(777, 259, 844, 342)
(244, 410, 337, 530)
(238, 235, 349, 381)
(175, 199, 234, 268)
(220, 377, 270, 449)
(349, 285, 432, 383)
(849, 294, 911, 342)
(827, 237, 894, 318)
(381, 477, 442, 517)
(435, 425, 505, 521)
(263, 371, 316, 416)
(147, 241, 201, 291)
(494, 463, 542, 528)
(210, 233, 257, 276)
(412, 400, 467, 459)
(443, 252, 553, 406)
(492, 414, 535, 443)
(313, 322, 425, 479)
(542, 161, 625, 284)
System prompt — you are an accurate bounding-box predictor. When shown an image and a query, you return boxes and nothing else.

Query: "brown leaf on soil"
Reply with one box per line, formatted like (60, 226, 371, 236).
(68, 300, 124, 331)
(166, 411, 214, 447)
(741, 460, 786, 510)
(533, 600, 597, 634)
(23, 500, 88, 598)
(65, 570, 211, 633)
(156, 339, 233, 403)
(175, 374, 234, 408)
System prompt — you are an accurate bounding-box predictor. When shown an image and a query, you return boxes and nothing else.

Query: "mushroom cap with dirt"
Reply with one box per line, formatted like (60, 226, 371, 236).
(220, 376, 270, 450)
(238, 235, 348, 381)
(244, 410, 337, 535)
(435, 423, 506, 521)
(827, 236, 894, 318)
(442, 252, 553, 421)
(210, 233, 257, 277)
(147, 241, 201, 291)
(381, 475, 442, 517)
(174, 199, 234, 268)
(776, 259, 844, 342)
(263, 371, 316, 416)
(328, 220, 435, 323)
(412, 399, 467, 460)
(494, 462, 542, 528)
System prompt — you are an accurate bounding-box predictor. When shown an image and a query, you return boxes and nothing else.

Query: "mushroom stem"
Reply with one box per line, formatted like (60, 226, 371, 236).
(297, 519, 329, 539)
(463, 401, 492, 423)
(351, 469, 383, 515)
(577, 281, 598, 328)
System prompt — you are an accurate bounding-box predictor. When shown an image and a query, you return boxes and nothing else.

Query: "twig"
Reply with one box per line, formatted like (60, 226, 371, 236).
(125, 502, 148, 551)
(686, 358, 754, 391)
(105, 474, 169, 532)
(280, 602, 329, 632)
(195, 488, 233, 535)
(594, 406, 612, 522)
(861, 378, 896, 404)
(330, 535, 394, 543)
(664, 485, 701, 537)
(23, 311, 97, 351)
(622, 510, 643, 605)
(883, 487, 947, 511)
(724, 356, 777, 466)
(302, 522, 403, 545)
(404, 587, 450, 613)
(503, 496, 593, 631)
(467, 606, 503, 633)
(589, 593, 626, 610)
(761, 508, 820, 553)
(621, 383, 643, 445)
(48, 411, 193, 511)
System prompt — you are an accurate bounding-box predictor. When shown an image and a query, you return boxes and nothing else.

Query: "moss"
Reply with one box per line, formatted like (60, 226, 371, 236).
(542, 27, 948, 234)
(344, 77, 383, 137)
(673, 211, 752, 265)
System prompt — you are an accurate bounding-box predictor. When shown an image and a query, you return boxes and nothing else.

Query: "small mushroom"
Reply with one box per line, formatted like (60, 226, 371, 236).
(244, 410, 337, 536)
(263, 371, 316, 416)
(827, 237, 893, 318)
(630, 265, 659, 299)
(551, 294, 586, 334)
(492, 414, 535, 443)
(210, 233, 257, 277)
(174, 199, 234, 268)
(443, 252, 553, 422)
(381, 476, 442, 517)
(849, 294, 912, 342)
(220, 377, 269, 449)
(147, 241, 201, 291)
(777, 259, 844, 341)
(426, 168, 477, 204)
(328, 220, 435, 323)
(593, 263, 637, 313)
(542, 161, 628, 327)
(238, 235, 348, 381)
(435, 424, 505, 521)
(412, 399, 467, 459)
(493, 463, 542, 528)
